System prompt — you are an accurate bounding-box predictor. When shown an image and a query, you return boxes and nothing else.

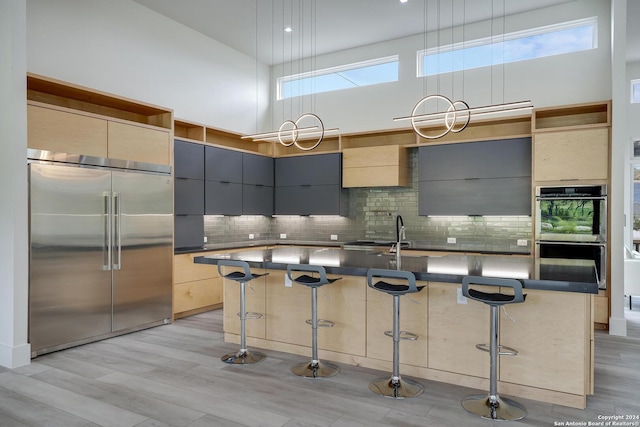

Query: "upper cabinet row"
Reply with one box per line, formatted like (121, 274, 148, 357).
(174, 141, 346, 217)
(175, 141, 273, 216)
(26, 74, 172, 165)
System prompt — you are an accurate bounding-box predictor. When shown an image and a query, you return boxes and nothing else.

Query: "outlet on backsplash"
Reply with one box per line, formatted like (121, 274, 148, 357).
(331, 234, 338, 240)
(517, 239, 528, 246)
(447, 237, 457, 244)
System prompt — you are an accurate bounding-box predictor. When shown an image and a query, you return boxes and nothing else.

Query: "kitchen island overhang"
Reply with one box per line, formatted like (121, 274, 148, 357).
(194, 246, 599, 294)
(194, 247, 599, 410)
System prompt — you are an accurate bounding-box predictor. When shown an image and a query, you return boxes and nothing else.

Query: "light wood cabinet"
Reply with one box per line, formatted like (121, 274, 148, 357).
(108, 121, 170, 165)
(174, 247, 268, 318)
(173, 252, 224, 318)
(533, 128, 609, 182)
(174, 279, 223, 315)
(593, 292, 609, 325)
(366, 280, 428, 367)
(27, 105, 108, 157)
(343, 145, 410, 187)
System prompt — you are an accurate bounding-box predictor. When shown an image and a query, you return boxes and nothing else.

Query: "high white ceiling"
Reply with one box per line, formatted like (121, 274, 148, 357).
(134, 0, 640, 65)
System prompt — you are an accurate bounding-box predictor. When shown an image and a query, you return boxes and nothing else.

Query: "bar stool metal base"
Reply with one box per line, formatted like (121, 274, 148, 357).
(369, 376, 424, 399)
(461, 394, 526, 421)
(221, 349, 266, 365)
(291, 360, 340, 378)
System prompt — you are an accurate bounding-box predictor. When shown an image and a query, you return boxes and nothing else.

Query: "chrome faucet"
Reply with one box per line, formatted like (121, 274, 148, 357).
(391, 215, 405, 259)
(396, 214, 405, 246)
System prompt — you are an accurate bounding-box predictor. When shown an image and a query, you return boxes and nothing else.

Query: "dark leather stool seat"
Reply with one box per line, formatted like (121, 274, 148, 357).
(287, 264, 341, 378)
(366, 268, 426, 398)
(461, 275, 527, 421)
(218, 260, 268, 365)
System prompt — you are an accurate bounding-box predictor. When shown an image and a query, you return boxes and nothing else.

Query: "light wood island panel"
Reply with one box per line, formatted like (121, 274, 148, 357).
(366, 281, 428, 367)
(428, 283, 491, 379)
(265, 271, 366, 356)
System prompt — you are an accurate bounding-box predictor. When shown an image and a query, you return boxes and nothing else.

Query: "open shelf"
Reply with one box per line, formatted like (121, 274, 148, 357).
(272, 136, 340, 157)
(533, 101, 610, 132)
(174, 119, 205, 142)
(205, 127, 273, 156)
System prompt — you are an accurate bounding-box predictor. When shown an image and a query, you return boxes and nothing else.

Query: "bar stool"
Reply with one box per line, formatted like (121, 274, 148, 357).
(366, 268, 426, 398)
(218, 260, 268, 365)
(461, 275, 527, 421)
(287, 264, 341, 378)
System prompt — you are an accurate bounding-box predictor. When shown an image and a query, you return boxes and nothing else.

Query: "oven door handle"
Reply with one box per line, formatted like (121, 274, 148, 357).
(536, 196, 606, 201)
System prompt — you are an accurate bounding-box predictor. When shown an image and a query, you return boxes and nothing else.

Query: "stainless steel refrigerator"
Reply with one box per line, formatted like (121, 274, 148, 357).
(28, 149, 173, 357)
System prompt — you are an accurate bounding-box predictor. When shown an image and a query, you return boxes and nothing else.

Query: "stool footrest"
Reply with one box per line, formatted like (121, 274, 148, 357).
(475, 343, 519, 356)
(305, 319, 335, 327)
(384, 330, 419, 341)
(237, 311, 263, 319)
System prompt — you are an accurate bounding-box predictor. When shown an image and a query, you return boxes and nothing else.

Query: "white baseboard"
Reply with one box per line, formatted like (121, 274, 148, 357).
(0, 342, 31, 369)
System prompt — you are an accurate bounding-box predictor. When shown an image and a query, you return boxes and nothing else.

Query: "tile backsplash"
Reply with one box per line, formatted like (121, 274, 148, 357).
(203, 149, 532, 252)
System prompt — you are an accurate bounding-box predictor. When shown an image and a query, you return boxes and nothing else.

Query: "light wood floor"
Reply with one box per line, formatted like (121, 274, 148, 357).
(1, 303, 639, 427)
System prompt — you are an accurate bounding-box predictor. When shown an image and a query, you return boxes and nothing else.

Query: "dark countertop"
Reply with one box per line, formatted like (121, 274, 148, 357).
(175, 239, 531, 256)
(174, 240, 342, 254)
(193, 247, 598, 294)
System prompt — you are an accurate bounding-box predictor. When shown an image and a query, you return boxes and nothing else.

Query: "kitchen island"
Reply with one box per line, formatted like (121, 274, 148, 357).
(194, 247, 598, 409)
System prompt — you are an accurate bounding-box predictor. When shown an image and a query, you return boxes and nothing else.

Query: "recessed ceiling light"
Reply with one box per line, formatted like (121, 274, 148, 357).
(284, 27, 292, 33)
(400, 0, 408, 3)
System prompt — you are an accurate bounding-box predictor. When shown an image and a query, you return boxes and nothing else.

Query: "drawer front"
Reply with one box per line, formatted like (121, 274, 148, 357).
(173, 278, 222, 314)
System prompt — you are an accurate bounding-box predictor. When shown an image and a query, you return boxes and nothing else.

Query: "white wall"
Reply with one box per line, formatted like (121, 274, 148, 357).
(271, 0, 612, 134)
(26, 0, 270, 135)
(0, 0, 30, 368)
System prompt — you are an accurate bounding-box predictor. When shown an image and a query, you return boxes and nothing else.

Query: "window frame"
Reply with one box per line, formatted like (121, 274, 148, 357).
(631, 79, 640, 104)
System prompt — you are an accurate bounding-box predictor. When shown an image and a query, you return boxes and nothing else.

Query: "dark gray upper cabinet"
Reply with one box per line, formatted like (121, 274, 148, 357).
(203, 148, 274, 215)
(419, 177, 531, 216)
(274, 153, 346, 215)
(174, 140, 204, 180)
(174, 215, 204, 250)
(242, 153, 274, 215)
(243, 184, 273, 215)
(243, 153, 274, 185)
(419, 138, 531, 181)
(174, 178, 204, 215)
(275, 153, 341, 187)
(275, 185, 344, 215)
(205, 181, 243, 215)
(418, 138, 532, 216)
(205, 146, 243, 183)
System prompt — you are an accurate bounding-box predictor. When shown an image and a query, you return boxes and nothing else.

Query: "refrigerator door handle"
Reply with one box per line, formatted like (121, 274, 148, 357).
(103, 191, 112, 271)
(113, 191, 122, 270)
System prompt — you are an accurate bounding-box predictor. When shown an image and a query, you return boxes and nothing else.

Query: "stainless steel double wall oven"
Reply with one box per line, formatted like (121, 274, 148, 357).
(535, 185, 607, 288)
